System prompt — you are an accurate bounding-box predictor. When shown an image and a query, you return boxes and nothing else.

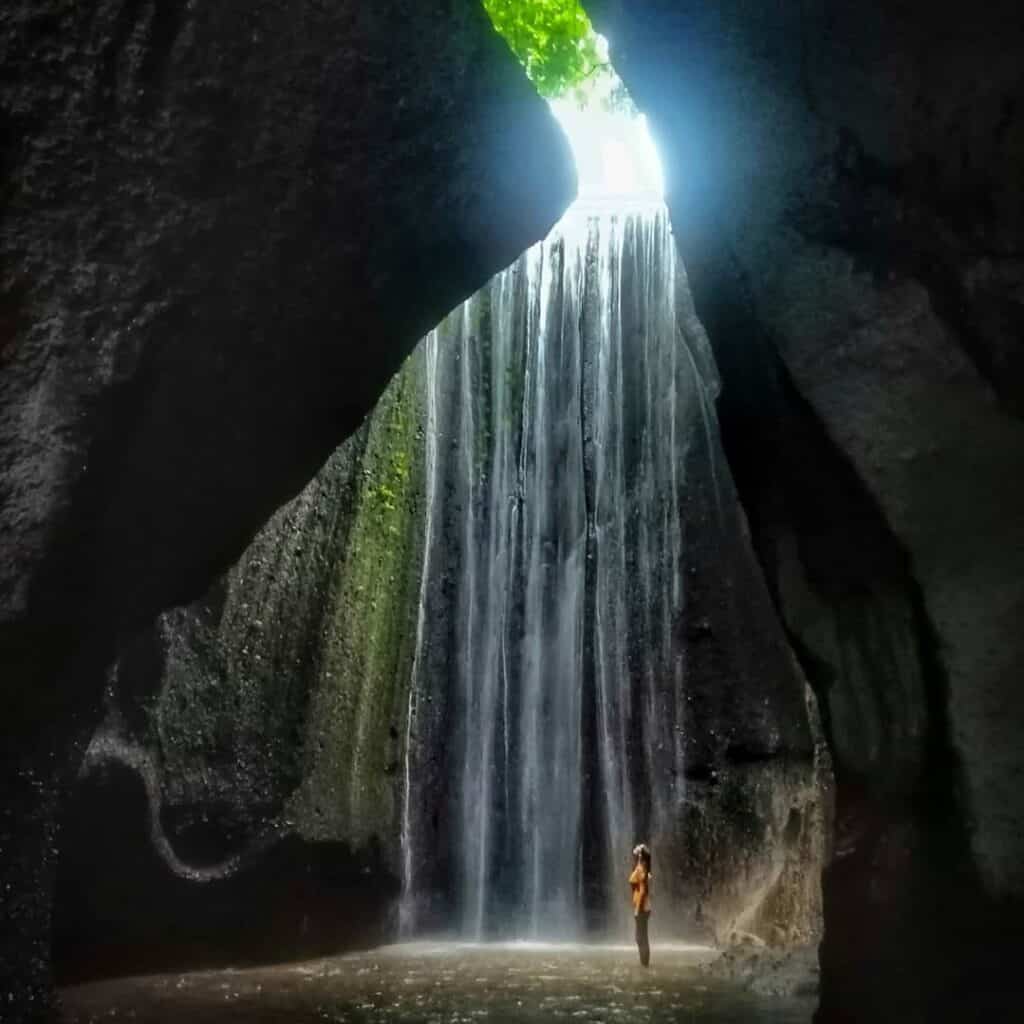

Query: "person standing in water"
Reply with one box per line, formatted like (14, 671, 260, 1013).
(629, 843, 652, 966)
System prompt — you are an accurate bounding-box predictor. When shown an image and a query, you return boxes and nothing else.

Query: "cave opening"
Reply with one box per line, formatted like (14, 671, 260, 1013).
(0, 0, 1018, 1021)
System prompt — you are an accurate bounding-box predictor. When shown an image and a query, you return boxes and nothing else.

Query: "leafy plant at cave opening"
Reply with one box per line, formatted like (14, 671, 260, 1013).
(482, 0, 609, 100)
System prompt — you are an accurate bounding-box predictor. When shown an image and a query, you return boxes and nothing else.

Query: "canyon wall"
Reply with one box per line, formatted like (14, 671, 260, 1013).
(590, 0, 1024, 1019)
(0, 1, 573, 1017)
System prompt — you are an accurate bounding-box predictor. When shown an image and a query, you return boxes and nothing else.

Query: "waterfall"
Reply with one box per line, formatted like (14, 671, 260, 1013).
(401, 201, 719, 940)
(399, 330, 440, 937)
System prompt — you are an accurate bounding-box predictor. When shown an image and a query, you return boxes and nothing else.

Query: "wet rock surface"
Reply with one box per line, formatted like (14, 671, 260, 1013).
(671, 385, 832, 950)
(55, 756, 395, 986)
(52, 362, 427, 982)
(59, 943, 815, 1024)
(699, 940, 819, 1001)
(590, 0, 1024, 1019)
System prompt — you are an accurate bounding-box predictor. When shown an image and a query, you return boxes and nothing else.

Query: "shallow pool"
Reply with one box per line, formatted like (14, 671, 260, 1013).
(61, 941, 815, 1023)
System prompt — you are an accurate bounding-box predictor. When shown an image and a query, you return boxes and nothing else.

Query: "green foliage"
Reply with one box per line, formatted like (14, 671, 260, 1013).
(482, 0, 606, 98)
(367, 405, 414, 535)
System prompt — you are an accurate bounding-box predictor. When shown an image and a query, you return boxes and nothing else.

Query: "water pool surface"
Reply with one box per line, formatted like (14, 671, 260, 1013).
(61, 942, 815, 1023)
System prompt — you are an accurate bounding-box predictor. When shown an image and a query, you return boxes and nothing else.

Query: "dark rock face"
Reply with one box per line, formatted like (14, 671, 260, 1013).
(53, 363, 429, 981)
(1, 0, 573, 700)
(0, 1, 573, 1017)
(55, 756, 395, 985)
(591, 0, 1024, 1019)
(675, 416, 831, 949)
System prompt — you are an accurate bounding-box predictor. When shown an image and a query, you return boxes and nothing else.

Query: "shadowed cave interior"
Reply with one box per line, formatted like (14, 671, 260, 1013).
(2, 2, 1023, 1023)
(53, 75, 830, 1001)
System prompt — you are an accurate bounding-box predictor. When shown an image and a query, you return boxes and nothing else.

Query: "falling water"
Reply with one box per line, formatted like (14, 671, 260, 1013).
(399, 330, 440, 938)
(401, 199, 720, 940)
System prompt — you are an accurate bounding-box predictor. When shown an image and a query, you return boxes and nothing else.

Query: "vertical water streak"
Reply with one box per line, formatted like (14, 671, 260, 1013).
(457, 301, 491, 939)
(399, 332, 439, 937)
(590, 210, 634, 934)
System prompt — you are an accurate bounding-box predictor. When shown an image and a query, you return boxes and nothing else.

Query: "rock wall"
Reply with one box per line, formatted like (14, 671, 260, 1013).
(674, 422, 831, 950)
(54, 361, 428, 981)
(590, 0, 1024, 1019)
(0, 1, 573, 1017)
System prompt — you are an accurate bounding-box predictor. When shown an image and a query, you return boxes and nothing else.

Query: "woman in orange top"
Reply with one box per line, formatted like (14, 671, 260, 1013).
(629, 843, 652, 966)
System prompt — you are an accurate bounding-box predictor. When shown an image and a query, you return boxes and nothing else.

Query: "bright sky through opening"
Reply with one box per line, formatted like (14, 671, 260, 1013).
(549, 101, 664, 203)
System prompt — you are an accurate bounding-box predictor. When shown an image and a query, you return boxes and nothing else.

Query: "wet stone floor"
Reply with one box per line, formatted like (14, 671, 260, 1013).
(60, 942, 815, 1024)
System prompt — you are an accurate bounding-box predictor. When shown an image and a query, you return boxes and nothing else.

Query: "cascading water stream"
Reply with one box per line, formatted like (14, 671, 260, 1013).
(399, 330, 440, 938)
(400, 190, 721, 940)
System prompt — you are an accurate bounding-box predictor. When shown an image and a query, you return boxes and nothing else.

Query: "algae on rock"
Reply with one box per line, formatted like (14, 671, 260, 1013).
(82, 351, 430, 874)
(289, 358, 428, 856)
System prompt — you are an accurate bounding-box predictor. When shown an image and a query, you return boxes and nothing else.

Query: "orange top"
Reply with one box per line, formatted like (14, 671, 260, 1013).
(629, 863, 651, 915)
